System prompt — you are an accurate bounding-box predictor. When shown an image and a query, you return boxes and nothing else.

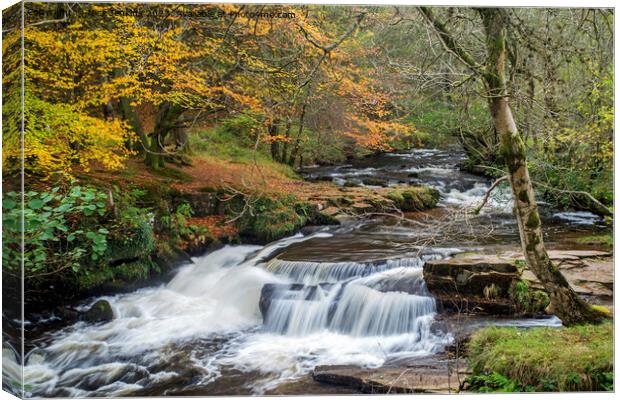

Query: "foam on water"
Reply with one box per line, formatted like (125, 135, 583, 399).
(264, 257, 423, 284)
(440, 182, 513, 213)
(553, 211, 603, 226)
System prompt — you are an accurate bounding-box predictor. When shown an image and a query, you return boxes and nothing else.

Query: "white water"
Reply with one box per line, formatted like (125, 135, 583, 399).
(12, 232, 451, 397)
(552, 211, 603, 226)
(264, 256, 424, 284)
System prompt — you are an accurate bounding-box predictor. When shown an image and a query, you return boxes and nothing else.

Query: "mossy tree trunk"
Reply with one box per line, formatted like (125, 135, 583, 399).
(420, 6, 607, 325)
(479, 9, 606, 325)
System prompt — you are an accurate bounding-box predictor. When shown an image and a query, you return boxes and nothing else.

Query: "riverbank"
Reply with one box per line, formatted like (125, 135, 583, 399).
(4, 146, 613, 397)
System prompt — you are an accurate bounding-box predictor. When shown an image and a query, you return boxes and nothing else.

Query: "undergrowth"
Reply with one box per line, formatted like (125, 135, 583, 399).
(466, 323, 613, 392)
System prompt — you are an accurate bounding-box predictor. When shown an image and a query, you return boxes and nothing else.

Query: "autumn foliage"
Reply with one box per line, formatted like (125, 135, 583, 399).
(2, 3, 417, 179)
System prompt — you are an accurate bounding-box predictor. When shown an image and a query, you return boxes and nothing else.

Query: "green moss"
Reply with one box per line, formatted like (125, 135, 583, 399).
(229, 194, 308, 242)
(467, 322, 613, 391)
(500, 135, 527, 174)
(575, 234, 613, 248)
(590, 305, 611, 315)
(525, 212, 540, 228)
(106, 219, 156, 263)
(385, 186, 439, 211)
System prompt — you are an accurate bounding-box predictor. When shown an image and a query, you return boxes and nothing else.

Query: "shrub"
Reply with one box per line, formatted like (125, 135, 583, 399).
(3, 186, 111, 279)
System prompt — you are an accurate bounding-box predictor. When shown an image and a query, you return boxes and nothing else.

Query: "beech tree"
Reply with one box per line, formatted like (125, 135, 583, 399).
(419, 7, 607, 325)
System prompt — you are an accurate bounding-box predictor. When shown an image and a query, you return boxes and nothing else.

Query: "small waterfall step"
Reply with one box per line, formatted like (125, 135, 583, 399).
(258, 253, 449, 348)
(263, 256, 438, 284)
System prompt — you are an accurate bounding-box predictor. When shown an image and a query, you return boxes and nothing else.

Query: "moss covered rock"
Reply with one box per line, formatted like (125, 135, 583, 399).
(385, 186, 440, 211)
(229, 194, 308, 243)
(82, 300, 114, 323)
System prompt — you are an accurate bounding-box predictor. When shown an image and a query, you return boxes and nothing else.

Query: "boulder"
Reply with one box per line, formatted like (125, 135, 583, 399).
(423, 250, 614, 315)
(423, 256, 519, 314)
(82, 299, 114, 323)
(343, 180, 360, 188)
(385, 187, 440, 212)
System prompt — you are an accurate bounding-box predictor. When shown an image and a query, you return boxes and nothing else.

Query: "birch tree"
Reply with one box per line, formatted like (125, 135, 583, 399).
(420, 6, 607, 325)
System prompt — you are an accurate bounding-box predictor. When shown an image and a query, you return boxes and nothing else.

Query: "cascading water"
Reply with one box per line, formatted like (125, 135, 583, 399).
(7, 232, 452, 397)
(261, 257, 444, 341)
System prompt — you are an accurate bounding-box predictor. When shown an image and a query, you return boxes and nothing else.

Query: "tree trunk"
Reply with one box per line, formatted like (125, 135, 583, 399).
(280, 118, 292, 163)
(289, 102, 307, 167)
(118, 97, 152, 154)
(114, 68, 153, 163)
(269, 120, 281, 162)
(479, 9, 606, 325)
(147, 102, 183, 170)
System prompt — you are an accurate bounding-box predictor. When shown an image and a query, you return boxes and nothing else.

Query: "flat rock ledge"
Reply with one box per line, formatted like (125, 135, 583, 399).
(312, 356, 467, 394)
(423, 249, 612, 314)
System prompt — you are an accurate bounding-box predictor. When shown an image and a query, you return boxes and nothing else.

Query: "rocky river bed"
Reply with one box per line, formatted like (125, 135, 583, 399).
(3, 147, 612, 396)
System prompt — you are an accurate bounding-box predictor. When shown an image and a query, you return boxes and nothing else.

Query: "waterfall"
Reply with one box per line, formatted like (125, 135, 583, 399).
(12, 235, 450, 397)
(261, 257, 444, 347)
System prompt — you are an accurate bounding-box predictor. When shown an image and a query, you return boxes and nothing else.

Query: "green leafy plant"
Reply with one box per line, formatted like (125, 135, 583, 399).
(3, 186, 110, 279)
(510, 280, 549, 314)
(2, 184, 162, 291)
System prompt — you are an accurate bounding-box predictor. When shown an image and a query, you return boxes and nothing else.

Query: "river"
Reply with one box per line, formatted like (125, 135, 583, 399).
(3, 147, 609, 396)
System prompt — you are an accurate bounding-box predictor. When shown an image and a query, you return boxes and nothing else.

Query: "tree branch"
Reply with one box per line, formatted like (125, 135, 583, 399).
(297, 12, 365, 88)
(418, 7, 485, 77)
(473, 175, 509, 214)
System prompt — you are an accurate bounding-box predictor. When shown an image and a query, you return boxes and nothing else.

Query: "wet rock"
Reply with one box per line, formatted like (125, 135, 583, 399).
(362, 177, 389, 187)
(51, 302, 114, 325)
(521, 255, 613, 305)
(82, 300, 114, 323)
(309, 175, 334, 182)
(343, 180, 359, 188)
(423, 257, 519, 314)
(312, 356, 467, 393)
(55, 306, 80, 323)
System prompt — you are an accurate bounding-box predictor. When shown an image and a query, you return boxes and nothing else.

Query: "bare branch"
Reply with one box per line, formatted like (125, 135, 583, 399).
(418, 7, 485, 77)
(473, 176, 509, 214)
